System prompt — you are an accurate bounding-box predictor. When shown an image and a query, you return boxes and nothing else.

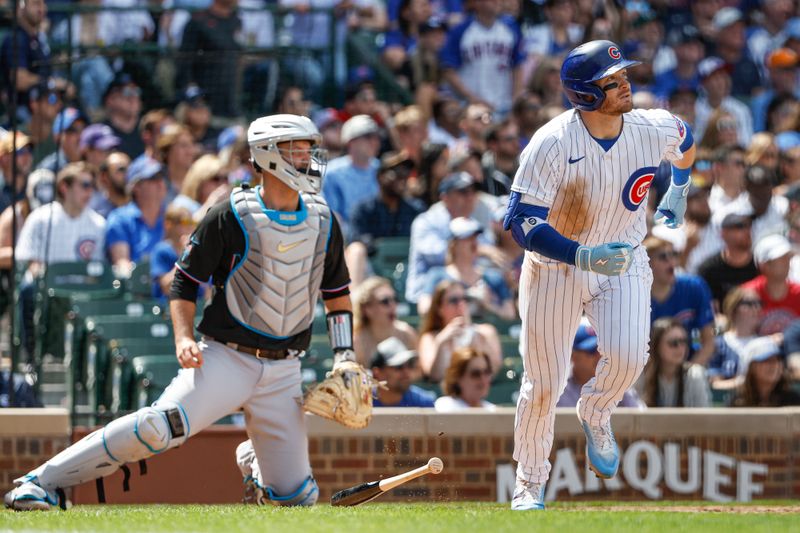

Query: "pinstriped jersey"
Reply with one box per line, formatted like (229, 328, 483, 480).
(511, 108, 687, 260)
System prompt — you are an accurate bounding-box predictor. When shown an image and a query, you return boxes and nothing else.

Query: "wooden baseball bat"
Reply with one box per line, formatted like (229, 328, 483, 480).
(330, 457, 444, 506)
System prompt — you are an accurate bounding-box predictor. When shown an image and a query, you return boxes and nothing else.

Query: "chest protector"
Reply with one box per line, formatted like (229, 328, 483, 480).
(226, 186, 332, 338)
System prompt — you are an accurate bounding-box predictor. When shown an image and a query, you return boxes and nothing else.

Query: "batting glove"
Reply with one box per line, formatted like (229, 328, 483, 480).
(575, 242, 634, 276)
(654, 182, 690, 229)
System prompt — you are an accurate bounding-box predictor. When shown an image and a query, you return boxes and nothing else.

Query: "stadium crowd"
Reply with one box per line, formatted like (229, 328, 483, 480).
(2, 0, 800, 410)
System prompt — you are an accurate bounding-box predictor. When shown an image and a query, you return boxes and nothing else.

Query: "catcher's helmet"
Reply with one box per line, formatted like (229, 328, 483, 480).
(560, 40, 641, 112)
(248, 114, 327, 193)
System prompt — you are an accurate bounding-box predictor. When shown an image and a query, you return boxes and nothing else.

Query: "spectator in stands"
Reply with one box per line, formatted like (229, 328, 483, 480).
(708, 145, 747, 212)
(510, 91, 540, 148)
(521, 0, 581, 62)
(102, 72, 144, 158)
(105, 157, 167, 275)
(747, 0, 794, 77)
(79, 124, 121, 169)
(668, 87, 697, 129)
(709, 287, 763, 383)
(418, 217, 515, 321)
(336, 82, 384, 125)
(172, 154, 230, 220)
(439, 0, 525, 115)
(435, 346, 496, 411)
(715, 165, 788, 245)
(406, 171, 497, 303)
(732, 336, 800, 407)
(346, 152, 422, 287)
(480, 118, 519, 197)
(276, 86, 311, 120)
(646, 236, 716, 366)
(0, 0, 51, 118)
(322, 114, 381, 233)
(746, 133, 780, 175)
(697, 109, 742, 151)
(216, 126, 253, 186)
(418, 142, 450, 207)
(312, 108, 345, 160)
(0, 369, 42, 407)
(418, 279, 501, 381)
(407, 16, 449, 117)
(371, 337, 436, 407)
(136, 109, 175, 165)
(766, 94, 800, 134)
(743, 234, 800, 336)
(0, 131, 34, 214)
(381, 0, 433, 73)
(0, 168, 52, 271)
(453, 103, 492, 155)
(392, 106, 427, 168)
(779, 318, 800, 381)
(176, 85, 218, 151)
(26, 80, 63, 166)
(157, 124, 198, 202)
(777, 135, 800, 191)
(526, 57, 564, 110)
(698, 214, 759, 312)
(150, 205, 196, 302)
(90, 151, 130, 218)
(427, 97, 463, 150)
(640, 318, 711, 408)
(556, 322, 645, 409)
(16, 162, 105, 268)
(178, 0, 242, 117)
(694, 57, 753, 148)
(653, 25, 703, 101)
(352, 277, 418, 367)
(752, 48, 800, 133)
(710, 7, 762, 99)
(38, 107, 86, 174)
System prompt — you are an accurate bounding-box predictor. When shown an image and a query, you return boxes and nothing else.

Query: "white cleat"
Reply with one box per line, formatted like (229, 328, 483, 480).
(511, 478, 546, 511)
(4, 481, 60, 511)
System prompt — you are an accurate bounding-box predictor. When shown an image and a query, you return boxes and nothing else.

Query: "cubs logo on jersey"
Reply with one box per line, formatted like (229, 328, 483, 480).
(621, 167, 657, 211)
(608, 46, 621, 59)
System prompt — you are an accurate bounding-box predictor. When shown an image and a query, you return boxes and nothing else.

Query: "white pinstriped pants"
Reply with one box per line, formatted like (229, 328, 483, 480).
(513, 253, 652, 484)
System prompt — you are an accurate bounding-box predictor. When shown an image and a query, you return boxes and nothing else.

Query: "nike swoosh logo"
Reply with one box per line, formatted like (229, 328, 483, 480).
(277, 239, 307, 253)
(569, 156, 586, 164)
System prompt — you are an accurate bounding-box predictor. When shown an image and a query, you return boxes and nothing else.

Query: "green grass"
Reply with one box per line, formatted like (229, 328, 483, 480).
(1, 502, 798, 533)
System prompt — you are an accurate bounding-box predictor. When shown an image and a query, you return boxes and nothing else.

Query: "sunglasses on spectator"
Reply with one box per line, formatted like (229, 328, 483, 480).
(15, 146, 31, 156)
(46, 93, 61, 106)
(653, 251, 678, 262)
(725, 158, 746, 167)
(665, 337, 689, 348)
(466, 368, 492, 379)
(375, 296, 397, 306)
(112, 166, 128, 174)
(389, 360, 417, 370)
(445, 295, 467, 305)
(469, 113, 492, 124)
(210, 174, 228, 183)
(739, 299, 762, 308)
(121, 87, 142, 98)
(726, 222, 751, 230)
(76, 180, 94, 190)
(716, 119, 737, 131)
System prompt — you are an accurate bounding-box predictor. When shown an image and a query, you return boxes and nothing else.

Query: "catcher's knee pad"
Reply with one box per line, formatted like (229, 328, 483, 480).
(104, 405, 189, 461)
(261, 476, 319, 507)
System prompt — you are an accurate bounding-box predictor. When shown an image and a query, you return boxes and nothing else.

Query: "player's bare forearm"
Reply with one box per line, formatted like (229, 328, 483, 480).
(323, 293, 352, 314)
(170, 298, 197, 343)
(673, 143, 696, 170)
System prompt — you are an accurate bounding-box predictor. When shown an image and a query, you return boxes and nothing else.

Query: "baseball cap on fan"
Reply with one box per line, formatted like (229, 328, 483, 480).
(79, 124, 121, 151)
(573, 324, 598, 353)
(125, 156, 164, 193)
(449, 217, 483, 239)
(341, 115, 379, 144)
(754, 234, 793, 266)
(697, 57, 731, 81)
(712, 7, 743, 32)
(371, 337, 417, 368)
(438, 171, 476, 195)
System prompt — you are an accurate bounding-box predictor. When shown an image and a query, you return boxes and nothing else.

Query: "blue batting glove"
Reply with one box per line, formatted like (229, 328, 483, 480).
(575, 242, 634, 276)
(654, 182, 690, 229)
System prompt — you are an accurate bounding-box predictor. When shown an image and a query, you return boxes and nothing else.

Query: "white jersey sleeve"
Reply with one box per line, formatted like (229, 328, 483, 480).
(15, 206, 47, 263)
(638, 108, 689, 164)
(510, 126, 564, 208)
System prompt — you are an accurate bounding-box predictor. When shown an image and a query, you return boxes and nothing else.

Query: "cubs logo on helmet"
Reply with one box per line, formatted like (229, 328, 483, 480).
(608, 46, 621, 59)
(621, 167, 657, 211)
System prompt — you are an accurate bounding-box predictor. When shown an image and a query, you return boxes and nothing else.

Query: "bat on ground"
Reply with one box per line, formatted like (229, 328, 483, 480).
(330, 457, 444, 506)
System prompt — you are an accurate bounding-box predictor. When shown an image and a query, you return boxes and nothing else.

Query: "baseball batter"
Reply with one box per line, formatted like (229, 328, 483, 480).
(4, 114, 365, 511)
(502, 40, 696, 510)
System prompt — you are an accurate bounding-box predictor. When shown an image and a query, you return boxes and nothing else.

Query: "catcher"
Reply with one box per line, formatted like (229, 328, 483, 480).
(4, 114, 373, 511)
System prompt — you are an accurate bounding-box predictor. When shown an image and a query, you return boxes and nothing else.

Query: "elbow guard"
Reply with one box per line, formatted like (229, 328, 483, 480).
(503, 191, 549, 250)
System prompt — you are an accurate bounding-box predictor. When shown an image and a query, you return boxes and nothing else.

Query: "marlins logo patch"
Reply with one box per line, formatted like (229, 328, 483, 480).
(621, 167, 657, 211)
(608, 46, 621, 59)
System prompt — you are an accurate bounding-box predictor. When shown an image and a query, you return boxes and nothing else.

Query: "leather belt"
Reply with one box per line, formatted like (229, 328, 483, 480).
(205, 337, 299, 360)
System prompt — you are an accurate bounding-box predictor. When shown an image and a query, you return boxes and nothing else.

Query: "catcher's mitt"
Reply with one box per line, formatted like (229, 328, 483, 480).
(303, 360, 378, 429)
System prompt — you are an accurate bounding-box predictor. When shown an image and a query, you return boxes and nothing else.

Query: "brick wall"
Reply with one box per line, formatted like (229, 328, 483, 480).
(2, 408, 799, 504)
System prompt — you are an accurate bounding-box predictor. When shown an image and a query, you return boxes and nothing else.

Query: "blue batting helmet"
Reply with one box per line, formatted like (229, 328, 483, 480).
(560, 40, 641, 112)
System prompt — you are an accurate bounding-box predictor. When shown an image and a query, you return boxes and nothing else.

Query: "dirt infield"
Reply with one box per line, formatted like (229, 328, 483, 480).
(567, 505, 800, 514)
